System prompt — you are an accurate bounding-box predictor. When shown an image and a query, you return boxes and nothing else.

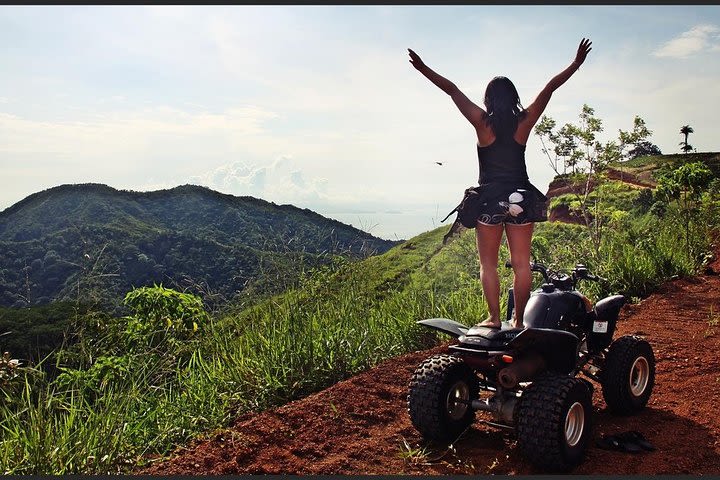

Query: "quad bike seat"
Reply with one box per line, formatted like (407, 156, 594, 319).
(458, 324, 525, 351)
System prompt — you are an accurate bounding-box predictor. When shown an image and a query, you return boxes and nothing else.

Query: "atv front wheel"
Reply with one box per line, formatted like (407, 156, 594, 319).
(600, 335, 655, 415)
(408, 354, 479, 444)
(515, 373, 593, 472)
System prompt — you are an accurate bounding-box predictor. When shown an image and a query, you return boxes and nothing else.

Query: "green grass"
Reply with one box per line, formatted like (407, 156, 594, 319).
(613, 152, 720, 178)
(0, 228, 452, 473)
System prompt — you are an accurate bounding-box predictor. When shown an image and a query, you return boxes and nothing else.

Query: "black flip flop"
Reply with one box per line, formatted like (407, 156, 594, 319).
(617, 430, 656, 451)
(595, 433, 643, 453)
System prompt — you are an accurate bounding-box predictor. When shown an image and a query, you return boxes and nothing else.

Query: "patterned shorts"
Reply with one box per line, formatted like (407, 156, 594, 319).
(476, 184, 547, 225)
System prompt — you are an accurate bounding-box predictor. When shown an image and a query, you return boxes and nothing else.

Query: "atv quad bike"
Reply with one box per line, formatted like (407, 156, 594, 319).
(408, 262, 655, 472)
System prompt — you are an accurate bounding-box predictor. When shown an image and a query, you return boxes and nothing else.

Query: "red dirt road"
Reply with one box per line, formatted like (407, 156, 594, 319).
(142, 258, 720, 475)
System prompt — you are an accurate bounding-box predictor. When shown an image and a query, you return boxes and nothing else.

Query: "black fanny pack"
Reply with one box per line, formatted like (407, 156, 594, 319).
(441, 185, 485, 229)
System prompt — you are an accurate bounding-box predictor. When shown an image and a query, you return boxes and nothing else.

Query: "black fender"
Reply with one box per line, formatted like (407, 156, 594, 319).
(417, 318, 469, 338)
(507, 328, 579, 374)
(587, 294, 626, 352)
(594, 294, 625, 320)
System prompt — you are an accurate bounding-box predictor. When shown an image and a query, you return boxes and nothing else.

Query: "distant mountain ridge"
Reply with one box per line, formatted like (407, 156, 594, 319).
(0, 183, 399, 308)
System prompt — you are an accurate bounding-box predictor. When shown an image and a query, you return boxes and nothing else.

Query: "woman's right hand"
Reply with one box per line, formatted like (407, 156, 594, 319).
(574, 38, 592, 66)
(408, 48, 426, 71)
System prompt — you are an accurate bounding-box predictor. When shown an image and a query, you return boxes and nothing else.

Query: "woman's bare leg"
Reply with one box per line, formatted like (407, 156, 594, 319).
(505, 223, 534, 328)
(475, 222, 504, 327)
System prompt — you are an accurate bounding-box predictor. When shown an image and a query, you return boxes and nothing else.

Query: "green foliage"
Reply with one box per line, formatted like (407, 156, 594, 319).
(122, 285, 209, 342)
(597, 208, 700, 298)
(535, 105, 631, 260)
(529, 205, 714, 302)
(535, 104, 621, 177)
(54, 355, 132, 397)
(616, 152, 720, 184)
(618, 116, 661, 160)
(0, 232, 446, 474)
(656, 162, 714, 257)
(648, 200, 668, 218)
(656, 161, 713, 202)
(0, 302, 90, 363)
(634, 188, 654, 213)
(627, 141, 662, 159)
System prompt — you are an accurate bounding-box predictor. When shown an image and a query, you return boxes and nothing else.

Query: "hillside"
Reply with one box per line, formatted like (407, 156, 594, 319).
(544, 152, 720, 224)
(138, 154, 720, 476)
(0, 183, 399, 308)
(141, 253, 720, 475)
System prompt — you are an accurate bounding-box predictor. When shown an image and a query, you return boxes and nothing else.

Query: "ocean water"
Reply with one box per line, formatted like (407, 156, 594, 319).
(323, 210, 450, 242)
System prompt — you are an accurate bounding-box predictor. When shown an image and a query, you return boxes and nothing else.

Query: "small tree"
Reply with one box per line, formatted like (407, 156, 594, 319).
(656, 161, 713, 256)
(627, 141, 662, 159)
(535, 116, 582, 175)
(122, 284, 209, 351)
(535, 104, 621, 258)
(618, 116, 661, 160)
(679, 125, 694, 154)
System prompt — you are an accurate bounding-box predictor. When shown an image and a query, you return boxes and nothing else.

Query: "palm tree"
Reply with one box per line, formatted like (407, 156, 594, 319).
(680, 125, 694, 153)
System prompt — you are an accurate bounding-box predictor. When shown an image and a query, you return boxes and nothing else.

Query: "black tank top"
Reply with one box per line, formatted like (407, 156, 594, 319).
(476, 138, 529, 185)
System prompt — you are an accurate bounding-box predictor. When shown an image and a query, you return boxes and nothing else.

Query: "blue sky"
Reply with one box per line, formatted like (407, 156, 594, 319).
(1, 6, 719, 240)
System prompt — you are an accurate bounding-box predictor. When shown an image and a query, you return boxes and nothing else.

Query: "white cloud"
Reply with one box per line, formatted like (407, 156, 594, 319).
(653, 24, 720, 58)
(0, 105, 278, 162)
(187, 154, 419, 216)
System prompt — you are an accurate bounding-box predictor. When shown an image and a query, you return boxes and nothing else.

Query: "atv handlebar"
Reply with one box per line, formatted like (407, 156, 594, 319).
(504, 261, 606, 285)
(573, 263, 606, 282)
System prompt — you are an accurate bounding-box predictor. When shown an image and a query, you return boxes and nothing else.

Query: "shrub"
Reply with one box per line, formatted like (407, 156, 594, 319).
(122, 285, 209, 348)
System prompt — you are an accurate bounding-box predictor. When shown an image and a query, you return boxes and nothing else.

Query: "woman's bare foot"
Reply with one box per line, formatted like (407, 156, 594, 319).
(474, 317, 501, 328)
(510, 313, 525, 329)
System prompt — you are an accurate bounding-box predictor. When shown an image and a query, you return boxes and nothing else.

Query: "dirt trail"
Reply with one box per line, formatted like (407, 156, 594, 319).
(142, 254, 720, 475)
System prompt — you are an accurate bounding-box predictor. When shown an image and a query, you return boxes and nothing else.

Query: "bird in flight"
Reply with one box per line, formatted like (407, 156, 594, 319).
(435, 162, 443, 166)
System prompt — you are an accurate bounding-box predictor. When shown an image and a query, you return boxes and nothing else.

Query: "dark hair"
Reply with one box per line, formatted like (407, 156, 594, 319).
(483, 76, 527, 141)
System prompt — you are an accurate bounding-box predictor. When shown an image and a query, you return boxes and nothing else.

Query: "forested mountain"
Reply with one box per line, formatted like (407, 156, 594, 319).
(0, 184, 399, 308)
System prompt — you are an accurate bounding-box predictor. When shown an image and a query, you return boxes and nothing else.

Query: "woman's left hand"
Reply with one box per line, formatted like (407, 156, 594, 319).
(574, 38, 592, 66)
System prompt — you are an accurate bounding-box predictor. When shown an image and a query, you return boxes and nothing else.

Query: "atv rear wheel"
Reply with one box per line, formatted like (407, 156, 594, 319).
(515, 373, 592, 472)
(600, 335, 655, 415)
(408, 354, 479, 444)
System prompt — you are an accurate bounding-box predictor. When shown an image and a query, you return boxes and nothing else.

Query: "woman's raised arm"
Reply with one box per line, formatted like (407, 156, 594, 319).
(521, 38, 593, 132)
(408, 48, 486, 129)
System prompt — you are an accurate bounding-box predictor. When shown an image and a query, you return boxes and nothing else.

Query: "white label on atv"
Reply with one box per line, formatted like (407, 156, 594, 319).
(592, 320, 609, 333)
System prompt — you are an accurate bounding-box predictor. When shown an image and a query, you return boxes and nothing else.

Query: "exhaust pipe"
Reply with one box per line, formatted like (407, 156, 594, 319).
(497, 354, 546, 389)
(471, 394, 518, 425)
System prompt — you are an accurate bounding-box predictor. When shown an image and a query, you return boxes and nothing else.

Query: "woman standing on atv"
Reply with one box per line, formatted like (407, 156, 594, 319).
(408, 38, 592, 328)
